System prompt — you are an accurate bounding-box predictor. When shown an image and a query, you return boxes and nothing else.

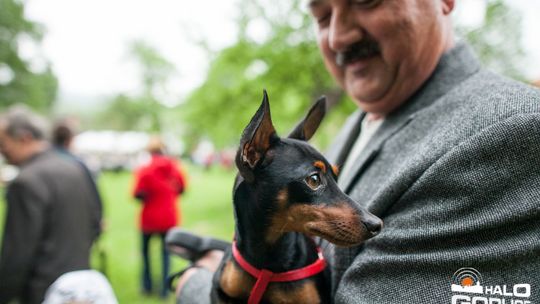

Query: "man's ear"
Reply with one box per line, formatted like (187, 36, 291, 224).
(236, 90, 278, 182)
(288, 96, 327, 141)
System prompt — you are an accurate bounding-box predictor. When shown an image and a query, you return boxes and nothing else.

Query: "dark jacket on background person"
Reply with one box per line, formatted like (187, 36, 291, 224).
(0, 149, 101, 304)
(55, 146, 103, 239)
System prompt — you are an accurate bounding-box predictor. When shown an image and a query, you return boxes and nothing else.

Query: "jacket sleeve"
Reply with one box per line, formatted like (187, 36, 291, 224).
(133, 169, 150, 201)
(172, 161, 187, 195)
(176, 268, 213, 304)
(0, 180, 48, 303)
(81, 162, 103, 239)
(334, 114, 540, 303)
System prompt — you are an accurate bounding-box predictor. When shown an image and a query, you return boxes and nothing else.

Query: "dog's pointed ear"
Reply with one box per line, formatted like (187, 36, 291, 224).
(236, 90, 278, 182)
(288, 96, 327, 141)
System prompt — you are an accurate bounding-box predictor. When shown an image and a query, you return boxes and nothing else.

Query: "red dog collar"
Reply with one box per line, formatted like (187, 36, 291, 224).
(231, 240, 326, 304)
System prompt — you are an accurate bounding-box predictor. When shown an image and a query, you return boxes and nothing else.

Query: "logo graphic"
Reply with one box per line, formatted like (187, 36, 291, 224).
(450, 267, 532, 304)
(451, 267, 483, 294)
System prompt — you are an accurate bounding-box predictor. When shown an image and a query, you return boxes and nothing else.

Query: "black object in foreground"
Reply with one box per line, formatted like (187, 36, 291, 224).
(165, 227, 230, 262)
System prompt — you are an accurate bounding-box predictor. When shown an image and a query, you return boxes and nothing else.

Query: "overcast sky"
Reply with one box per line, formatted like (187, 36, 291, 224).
(22, 0, 540, 110)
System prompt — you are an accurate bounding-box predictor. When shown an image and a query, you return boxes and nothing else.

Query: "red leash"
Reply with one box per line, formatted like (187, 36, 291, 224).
(231, 241, 326, 304)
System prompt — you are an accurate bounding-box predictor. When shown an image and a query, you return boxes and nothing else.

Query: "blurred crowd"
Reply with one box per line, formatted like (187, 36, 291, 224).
(0, 105, 188, 304)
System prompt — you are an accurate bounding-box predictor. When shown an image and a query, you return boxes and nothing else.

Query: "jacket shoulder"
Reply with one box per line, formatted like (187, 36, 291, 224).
(15, 151, 83, 190)
(454, 70, 540, 116)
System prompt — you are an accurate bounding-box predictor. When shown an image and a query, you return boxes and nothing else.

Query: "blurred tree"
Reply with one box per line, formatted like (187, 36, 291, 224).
(180, 0, 355, 149)
(0, 0, 58, 112)
(130, 41, 174, 94)
(97, 41, 174, 132)
(96, 94, 150, 131)
(455, 0, 526, 81)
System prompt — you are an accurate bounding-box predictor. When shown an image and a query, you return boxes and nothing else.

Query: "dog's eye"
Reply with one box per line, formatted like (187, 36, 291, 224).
(305, 173, 322, 190)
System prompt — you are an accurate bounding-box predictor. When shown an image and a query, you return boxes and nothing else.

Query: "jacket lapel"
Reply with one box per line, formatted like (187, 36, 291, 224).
(336, 43, 481, 195)
(338, 113, 415, 194)
(330, 111, 365, 167)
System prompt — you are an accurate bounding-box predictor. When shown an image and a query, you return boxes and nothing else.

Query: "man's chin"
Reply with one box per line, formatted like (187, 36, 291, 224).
(349, 92, 396, 115)
(347, 84, 385, 104)
(346, 79, 398, 114)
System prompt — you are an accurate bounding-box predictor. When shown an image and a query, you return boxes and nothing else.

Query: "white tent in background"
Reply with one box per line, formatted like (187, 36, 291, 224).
(71, 131, 184, 172)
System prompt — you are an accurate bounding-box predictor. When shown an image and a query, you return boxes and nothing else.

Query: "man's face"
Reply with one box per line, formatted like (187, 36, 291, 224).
(310, 0, 453, 115)
(0, 127, 26, 165)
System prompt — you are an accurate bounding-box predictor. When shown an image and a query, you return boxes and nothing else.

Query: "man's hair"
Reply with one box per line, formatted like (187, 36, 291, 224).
(0, 105, 49, 140)
(147, 136, 166, 154)
(52, 122, 74, 147)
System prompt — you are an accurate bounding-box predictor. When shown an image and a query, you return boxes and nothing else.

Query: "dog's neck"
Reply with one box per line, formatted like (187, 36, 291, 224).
(233, 181, 318, 273)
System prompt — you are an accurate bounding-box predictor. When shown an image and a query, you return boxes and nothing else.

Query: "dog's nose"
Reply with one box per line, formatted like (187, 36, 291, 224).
(362, 218, 383, 236)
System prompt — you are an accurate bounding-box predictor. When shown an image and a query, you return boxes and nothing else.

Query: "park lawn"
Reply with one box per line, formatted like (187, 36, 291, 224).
(0, 163, 237, 304)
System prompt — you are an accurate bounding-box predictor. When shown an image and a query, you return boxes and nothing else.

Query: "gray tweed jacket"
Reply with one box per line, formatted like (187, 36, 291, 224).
(326, 43, 540, 303)
(178, 43, 540, 304)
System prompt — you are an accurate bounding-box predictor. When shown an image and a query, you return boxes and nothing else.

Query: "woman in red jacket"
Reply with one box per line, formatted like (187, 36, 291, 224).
(133, 137, 187, 298)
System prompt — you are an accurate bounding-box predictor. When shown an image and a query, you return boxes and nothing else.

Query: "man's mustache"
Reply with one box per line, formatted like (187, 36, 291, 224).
(335, 40, 380, 67)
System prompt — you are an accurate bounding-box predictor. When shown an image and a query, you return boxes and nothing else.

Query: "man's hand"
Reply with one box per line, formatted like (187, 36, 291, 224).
(176, 250, 224, 297)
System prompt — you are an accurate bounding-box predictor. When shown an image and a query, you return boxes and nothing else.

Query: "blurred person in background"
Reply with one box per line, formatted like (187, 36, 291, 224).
(0, 106, 102, 304)
(42, 269, 118, 304)
(132, 136, 187, 298)
(52, 119, 103, 240)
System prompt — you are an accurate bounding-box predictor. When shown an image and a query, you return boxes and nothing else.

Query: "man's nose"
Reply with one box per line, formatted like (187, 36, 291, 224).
(328, 10, 362, 52)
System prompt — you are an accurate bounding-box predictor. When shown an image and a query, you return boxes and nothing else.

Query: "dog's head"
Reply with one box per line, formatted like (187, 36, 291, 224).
(235, 90, 382, 247)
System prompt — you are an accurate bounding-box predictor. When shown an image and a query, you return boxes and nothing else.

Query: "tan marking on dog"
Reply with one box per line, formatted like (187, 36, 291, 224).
(220, 261, 321, 303)
(265, 280, 321, 304)
(276, 189, 288, 209)
(267, 203, 366, 247)
(331, 165, 340, 176)
(313, 161, 326, 173)
(219, 260, 255, 299)
(289, 204, 365, 246)
(266, 189, 289, 244)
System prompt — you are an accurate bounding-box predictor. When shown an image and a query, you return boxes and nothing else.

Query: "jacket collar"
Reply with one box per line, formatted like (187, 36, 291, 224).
(337, 43, 481, 193)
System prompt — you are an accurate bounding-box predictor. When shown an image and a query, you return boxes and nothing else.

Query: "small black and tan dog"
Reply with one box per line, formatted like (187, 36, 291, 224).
(210, 91, 383, 304)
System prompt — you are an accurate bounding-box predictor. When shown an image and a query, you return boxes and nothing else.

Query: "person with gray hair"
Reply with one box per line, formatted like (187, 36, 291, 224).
(0, 106, 102, 304)
(0, 105, 49, 165)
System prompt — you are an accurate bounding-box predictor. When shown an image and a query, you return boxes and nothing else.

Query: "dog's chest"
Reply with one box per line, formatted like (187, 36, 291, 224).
(218, 259, 322, 304)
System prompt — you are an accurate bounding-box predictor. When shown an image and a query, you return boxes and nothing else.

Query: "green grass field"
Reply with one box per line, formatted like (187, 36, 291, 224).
(0, 163, 236, 303)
